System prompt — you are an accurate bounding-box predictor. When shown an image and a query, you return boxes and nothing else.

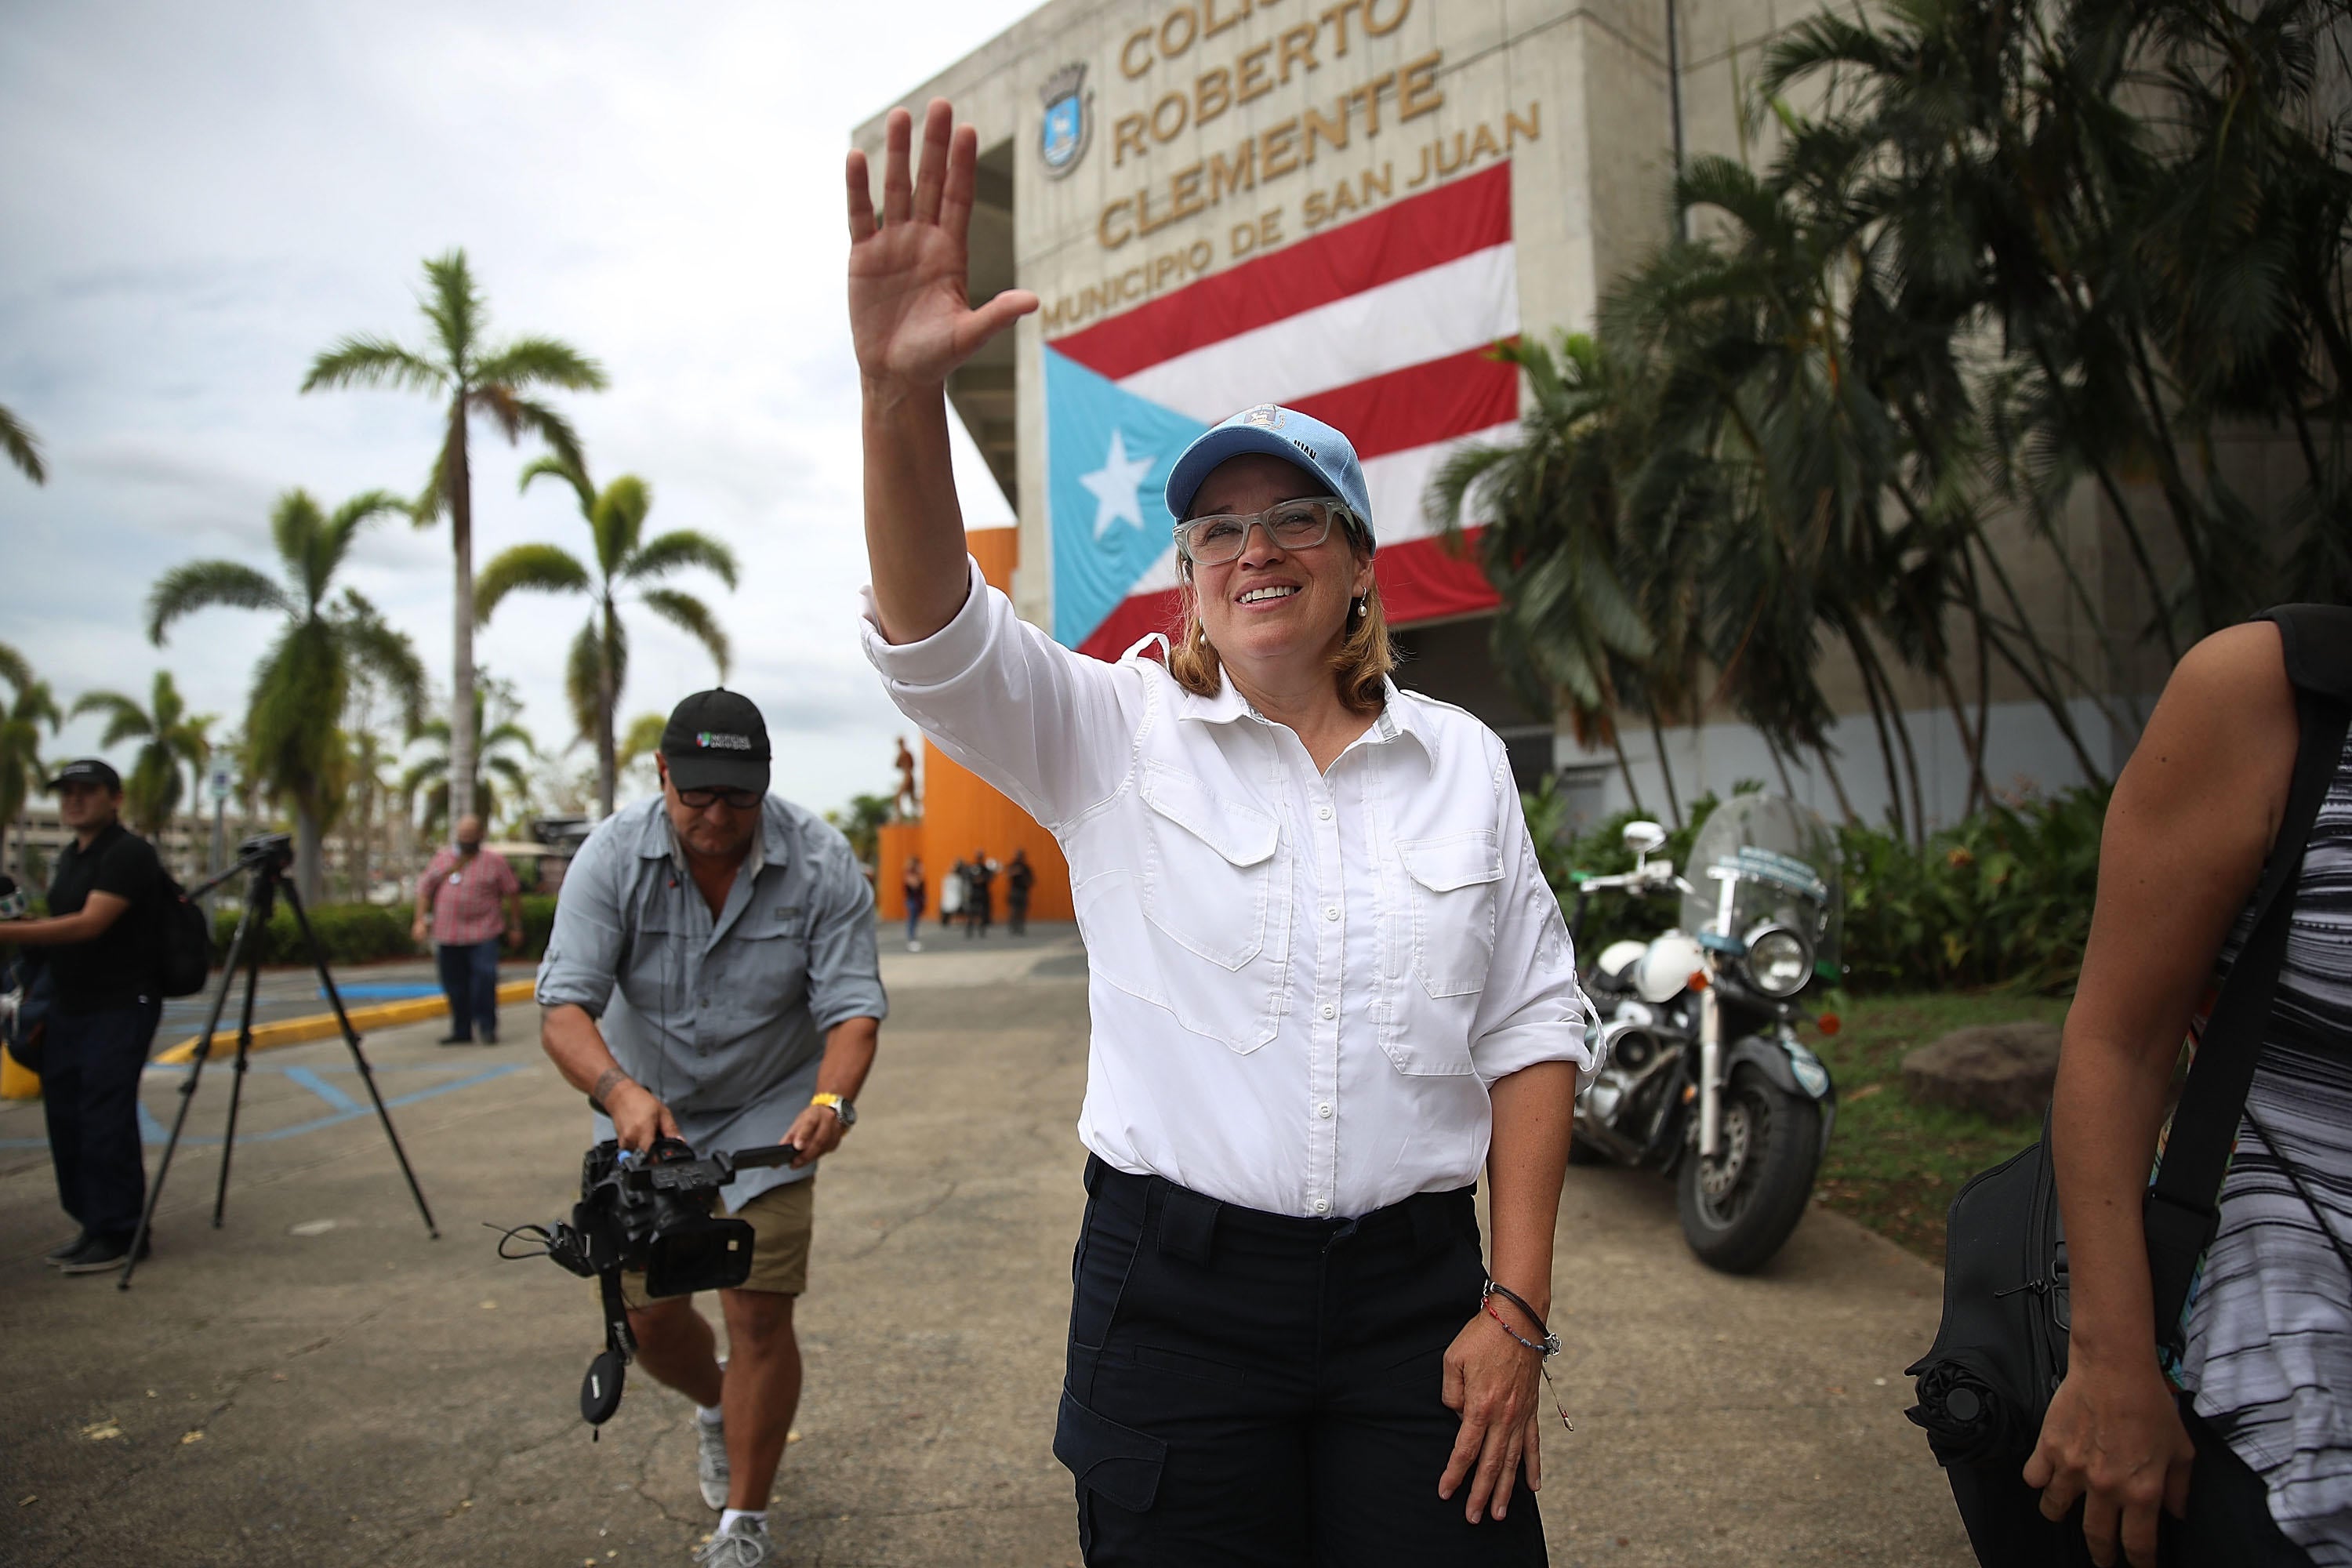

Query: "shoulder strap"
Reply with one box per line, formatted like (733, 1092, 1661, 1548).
(2145, 609, 2352, 1343)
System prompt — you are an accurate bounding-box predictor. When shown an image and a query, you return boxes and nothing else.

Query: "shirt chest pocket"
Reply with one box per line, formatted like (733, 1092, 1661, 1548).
(714, 905, 811, 1018)
(1397, 830, 1504, 999)
(1138, 764, 1280, 970)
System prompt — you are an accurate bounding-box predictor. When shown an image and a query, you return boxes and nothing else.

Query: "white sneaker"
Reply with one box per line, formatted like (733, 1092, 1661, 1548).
(907, 939, 922, 952)
(696, 1413, 728, 1511)
(693, 1515, 775, 1567)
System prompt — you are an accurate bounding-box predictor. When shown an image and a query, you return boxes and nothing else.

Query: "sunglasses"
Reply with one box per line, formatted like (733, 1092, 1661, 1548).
(674, 785, 764, 810)
(1173, 496, 1356, 566)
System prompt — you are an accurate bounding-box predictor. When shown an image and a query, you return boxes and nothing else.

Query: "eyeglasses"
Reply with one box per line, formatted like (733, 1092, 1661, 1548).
(1174, 497, 1355, 566)
(675, 785, 764, 810)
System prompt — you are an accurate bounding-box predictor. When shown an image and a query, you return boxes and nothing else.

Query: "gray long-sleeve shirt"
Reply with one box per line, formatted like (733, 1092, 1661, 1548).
(535, 793, 886, 1207)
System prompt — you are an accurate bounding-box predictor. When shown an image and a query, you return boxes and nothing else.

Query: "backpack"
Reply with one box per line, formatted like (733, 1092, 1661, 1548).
(157, 872, 214, 998)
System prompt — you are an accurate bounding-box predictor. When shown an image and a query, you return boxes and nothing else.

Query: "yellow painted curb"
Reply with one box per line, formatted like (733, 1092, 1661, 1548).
(151, 978, 539, 1066)
(2, 1043, 38, 1101)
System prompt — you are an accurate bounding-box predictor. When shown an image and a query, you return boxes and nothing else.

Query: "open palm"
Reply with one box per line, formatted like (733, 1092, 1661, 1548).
(847, 100, 1035, 389)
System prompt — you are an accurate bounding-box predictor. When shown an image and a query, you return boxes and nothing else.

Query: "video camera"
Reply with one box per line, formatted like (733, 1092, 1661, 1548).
(504, 1135, 797, 1428)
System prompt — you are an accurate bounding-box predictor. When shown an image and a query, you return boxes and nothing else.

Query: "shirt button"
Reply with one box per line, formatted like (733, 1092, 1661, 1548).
(1323, 905, 1339, 921)
(1319, 1003, 1336, 1020)
(1317, 805, 1333, 821)
(1312, 1198, 1330, 1214)
(1318, 1102, 1333, 1119)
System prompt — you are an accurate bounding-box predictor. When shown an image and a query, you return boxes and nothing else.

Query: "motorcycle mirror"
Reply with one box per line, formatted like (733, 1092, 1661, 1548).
(1621, 820, 1668, 858)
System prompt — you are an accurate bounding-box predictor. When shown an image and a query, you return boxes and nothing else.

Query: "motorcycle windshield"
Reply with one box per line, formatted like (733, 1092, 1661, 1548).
(1680, 794, 1843, 981)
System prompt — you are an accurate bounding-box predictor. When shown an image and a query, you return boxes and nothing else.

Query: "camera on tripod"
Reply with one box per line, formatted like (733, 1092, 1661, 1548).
(235, 831, 295, 872)
(507, 1134, 797, 1427)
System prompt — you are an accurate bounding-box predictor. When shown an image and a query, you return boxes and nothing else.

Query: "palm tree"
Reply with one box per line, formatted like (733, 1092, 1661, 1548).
(148, 489, 428, 904)
(401, 684, 537, 839)
(481, 456, 736, 815)
(615, 711, 666, 801)
(301, 250, 605, 849)
(1, 405, 44, 484)
(70, 672, 213, 851)
(0, 643, 62, 881)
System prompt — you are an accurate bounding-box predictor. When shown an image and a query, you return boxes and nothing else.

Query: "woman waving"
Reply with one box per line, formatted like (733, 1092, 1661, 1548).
(848, 100, 1596, 1566)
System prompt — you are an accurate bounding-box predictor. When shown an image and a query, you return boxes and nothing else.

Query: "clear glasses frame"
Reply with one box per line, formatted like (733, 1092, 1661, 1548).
(675, 785, 763, 810)
(1172, 496, 1356, 566)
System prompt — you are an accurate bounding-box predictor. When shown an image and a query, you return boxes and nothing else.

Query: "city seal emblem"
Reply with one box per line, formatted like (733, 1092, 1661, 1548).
(1038, 63, 1091, 180)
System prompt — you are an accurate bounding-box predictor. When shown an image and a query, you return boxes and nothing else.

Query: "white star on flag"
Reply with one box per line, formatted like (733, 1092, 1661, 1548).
(1080, 428, 1156, 540)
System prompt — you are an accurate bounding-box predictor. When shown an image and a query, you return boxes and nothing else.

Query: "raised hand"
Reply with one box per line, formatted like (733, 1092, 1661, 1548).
(847, 99, 1036, 393)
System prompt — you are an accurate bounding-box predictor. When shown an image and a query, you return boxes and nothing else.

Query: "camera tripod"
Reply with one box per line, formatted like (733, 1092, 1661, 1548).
(121, 833, 438, 1288)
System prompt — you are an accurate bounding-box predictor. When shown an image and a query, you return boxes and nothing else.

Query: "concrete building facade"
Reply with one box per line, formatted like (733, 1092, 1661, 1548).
(857, 0, 2159, 839)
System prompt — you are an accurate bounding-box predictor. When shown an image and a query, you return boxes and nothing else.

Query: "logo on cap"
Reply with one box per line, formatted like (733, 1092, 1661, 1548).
(696, 731, 753, 751)
(1240, 405, 1284, 429)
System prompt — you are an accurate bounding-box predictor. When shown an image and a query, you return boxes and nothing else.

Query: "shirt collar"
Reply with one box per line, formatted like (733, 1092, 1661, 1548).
(1174, 673, 1437, 768)
(633, 797, 779, 880)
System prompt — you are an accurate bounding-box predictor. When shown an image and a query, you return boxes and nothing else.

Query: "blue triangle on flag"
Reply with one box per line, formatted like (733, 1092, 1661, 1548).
(1044, 347, 1210, 649)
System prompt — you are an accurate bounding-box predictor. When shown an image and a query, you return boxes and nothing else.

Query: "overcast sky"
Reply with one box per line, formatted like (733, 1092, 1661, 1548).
(0, 2, 1028, 827)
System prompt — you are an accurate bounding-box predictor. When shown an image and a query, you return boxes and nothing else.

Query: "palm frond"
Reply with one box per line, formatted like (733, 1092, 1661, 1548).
(616, 712, 666, 768)
(474, 337, 608, 394)
(592, 476, 653, 571)
(475, 543, 592, 623)
(640, 589, 731, 679)
(300, 336, 448, 395)
(624, 529, 738, 590)
(519, 453, 597, 513)
(0, 639, 32, 695)
(70, 691, 154, 748)
(0, 404, 46, 484)
(419, 249, 486, 370)
(148, 561, 292, 644)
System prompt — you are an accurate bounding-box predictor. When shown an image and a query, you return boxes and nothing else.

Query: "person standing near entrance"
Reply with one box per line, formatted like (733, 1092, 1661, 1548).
(964, 848, 995, 938)
(901, 855, 926, 952)
(537, 690, 885, 1568)
(1005, 848, 1033, 938)
(3, 760, 168, 1275)
(412, 815, 523, 1046)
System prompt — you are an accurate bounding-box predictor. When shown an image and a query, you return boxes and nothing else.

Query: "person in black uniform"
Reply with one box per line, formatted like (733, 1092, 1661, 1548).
(1004, 848, 1033, 938)
(3, 759, 166, 1274)
(964, 848, 995, 939)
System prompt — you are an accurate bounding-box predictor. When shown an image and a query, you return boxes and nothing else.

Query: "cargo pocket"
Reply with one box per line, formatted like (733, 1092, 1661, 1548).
(1054, 1388, 1167, 1515)
(1398, 830, 1504, 998)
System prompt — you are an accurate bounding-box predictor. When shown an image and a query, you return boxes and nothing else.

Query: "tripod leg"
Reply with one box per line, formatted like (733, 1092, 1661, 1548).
(210, 898, 268, 1229)
(284, 881, 439, 1239)
(122, 894, 256, 1289)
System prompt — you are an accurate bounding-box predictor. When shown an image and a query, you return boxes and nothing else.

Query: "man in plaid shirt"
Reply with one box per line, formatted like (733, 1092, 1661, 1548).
(411, 815, 523, 1045)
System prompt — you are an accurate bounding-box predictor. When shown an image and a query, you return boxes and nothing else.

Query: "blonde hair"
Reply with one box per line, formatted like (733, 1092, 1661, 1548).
(1167, 543, 1396, 715)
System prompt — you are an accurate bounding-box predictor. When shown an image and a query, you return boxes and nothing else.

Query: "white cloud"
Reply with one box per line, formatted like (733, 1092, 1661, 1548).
(0, 0, 1023, 832)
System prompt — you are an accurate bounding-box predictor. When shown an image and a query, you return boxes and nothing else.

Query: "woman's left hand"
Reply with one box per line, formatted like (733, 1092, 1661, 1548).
(1439, 1310, 1544, 1522)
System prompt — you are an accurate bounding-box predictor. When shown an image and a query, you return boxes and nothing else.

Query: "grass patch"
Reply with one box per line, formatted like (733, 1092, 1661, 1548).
(1798, 990, 2067, 1261)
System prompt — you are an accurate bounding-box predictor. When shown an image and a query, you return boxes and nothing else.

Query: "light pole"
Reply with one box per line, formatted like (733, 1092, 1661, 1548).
(206, 767, 232, 912)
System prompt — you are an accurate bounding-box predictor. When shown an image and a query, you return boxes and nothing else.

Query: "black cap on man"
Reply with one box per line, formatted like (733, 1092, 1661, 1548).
(661, 690, 771, 795)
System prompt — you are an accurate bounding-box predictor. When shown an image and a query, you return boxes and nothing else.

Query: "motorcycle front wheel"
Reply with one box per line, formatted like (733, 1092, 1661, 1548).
(1675, 1066, 1820, 1274)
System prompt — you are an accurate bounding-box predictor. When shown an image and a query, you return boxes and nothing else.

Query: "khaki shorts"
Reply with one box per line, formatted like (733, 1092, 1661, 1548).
(618, 1174, 815, 1309)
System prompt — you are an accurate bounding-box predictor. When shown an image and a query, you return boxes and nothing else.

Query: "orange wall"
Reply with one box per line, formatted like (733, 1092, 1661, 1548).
(870, 527, 1074, 924)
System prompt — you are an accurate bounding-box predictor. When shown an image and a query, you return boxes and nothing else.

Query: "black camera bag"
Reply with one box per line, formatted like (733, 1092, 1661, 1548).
(1904, 604, 2352, 1563)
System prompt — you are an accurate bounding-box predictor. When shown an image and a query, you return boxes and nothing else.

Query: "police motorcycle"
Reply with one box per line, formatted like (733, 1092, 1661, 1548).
(1567, 793, 1841, 1274)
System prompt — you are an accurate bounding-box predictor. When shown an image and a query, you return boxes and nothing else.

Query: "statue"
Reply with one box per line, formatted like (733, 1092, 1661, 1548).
(894, 735, 919, 820)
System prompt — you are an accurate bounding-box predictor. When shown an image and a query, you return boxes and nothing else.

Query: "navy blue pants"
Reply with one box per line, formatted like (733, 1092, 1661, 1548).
(1057, 1157, 1547, 1566)
(43, 999, 162, 1240)
(434, 939, 501, 1040)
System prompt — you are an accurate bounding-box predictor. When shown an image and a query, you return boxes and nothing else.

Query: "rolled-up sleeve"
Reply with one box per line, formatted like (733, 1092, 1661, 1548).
(535, 825, 628, 1018)
(803, 829, 887, 1033)
(1467, 753, 1602, 1088)
(862, 555, 1139, 833)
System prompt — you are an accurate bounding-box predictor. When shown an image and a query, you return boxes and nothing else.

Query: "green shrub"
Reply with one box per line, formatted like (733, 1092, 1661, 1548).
(1527, 780, 2107, 994)
(205, 895, 561, 967)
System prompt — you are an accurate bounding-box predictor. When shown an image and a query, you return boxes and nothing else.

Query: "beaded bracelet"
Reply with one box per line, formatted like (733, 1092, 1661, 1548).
(1482, 1279, 1574, 1434)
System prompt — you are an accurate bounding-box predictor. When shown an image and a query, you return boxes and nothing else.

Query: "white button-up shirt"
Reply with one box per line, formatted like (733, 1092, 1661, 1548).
(863, 559, 1595, 1218)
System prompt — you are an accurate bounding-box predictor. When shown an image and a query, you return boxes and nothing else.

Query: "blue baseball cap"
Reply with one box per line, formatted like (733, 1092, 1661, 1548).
(1164, 404, 1376, 547)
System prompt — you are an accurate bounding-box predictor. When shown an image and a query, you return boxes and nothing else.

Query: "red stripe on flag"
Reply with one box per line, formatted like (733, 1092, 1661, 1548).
(1070, 533, 1498, 663)
(1051, 164, 1512, 380)
(1287, 345, 1519, 463)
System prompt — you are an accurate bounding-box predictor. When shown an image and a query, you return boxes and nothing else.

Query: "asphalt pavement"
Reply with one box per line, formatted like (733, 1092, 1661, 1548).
(0, 925, 1973, 1566)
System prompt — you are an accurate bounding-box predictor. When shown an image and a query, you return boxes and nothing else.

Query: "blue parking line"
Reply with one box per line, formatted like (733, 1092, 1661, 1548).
(284, 1065, 361, 1112)
(0, 1064, 523, 1149)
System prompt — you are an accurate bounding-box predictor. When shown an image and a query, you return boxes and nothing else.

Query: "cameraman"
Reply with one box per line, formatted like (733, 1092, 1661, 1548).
(4, 760, 165, 1275)
(535, 691, 884, 1568)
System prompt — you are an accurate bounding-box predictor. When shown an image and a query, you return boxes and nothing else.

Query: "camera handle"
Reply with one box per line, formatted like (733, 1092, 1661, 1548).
(583, 1268, 637, 1429)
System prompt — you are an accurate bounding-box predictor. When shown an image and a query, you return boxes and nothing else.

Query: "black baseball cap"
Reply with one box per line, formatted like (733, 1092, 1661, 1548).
(47, 758, 122, 792)
(660, 690, 771, 794)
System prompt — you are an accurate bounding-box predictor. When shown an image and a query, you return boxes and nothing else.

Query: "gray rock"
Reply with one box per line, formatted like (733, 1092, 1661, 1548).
(1902, 1021, 2064, 1121)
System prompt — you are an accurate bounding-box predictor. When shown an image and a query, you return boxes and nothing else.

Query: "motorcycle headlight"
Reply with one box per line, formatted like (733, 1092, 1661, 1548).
(1742, 924, 1813, 998)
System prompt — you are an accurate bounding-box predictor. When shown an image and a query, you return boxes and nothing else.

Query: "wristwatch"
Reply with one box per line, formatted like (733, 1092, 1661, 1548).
(810, 1092, 857, 1128)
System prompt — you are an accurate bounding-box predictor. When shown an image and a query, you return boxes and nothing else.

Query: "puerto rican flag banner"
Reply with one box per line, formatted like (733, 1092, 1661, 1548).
(1045, 161, 1517, 658)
